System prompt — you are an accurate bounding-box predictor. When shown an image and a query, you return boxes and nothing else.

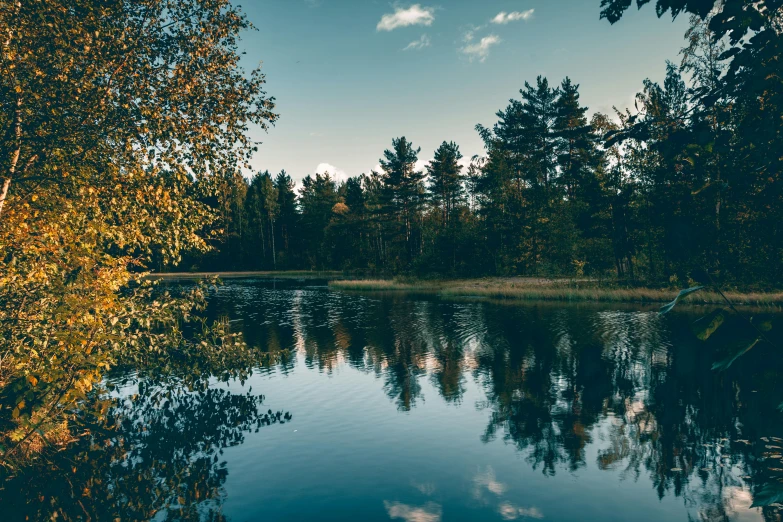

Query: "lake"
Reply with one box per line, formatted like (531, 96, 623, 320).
(3, 279, 783, 521)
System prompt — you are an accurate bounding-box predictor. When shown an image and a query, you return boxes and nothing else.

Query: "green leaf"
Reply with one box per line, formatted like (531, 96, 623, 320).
(659, 286, 705, 315)
(691, 309, 726, 341)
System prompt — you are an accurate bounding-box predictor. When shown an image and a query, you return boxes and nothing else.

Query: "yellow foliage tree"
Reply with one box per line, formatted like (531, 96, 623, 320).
(0, 0, 277, 466)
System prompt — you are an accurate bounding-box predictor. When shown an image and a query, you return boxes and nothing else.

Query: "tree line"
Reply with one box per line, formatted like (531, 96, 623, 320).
(1, 0, 780, 473)
(195, 11, 783, 287)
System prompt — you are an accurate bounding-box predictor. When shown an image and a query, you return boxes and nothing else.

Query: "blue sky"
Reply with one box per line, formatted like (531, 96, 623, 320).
(238, 1, 689, 183)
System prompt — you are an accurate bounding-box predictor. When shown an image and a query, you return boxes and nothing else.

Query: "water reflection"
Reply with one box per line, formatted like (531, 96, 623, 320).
(0, 375, 290, 521)
(471, 466, 543, 520)
(3, 280, 783, 521)
(384, 500, 443, 522)
(209, 281, 783, 521)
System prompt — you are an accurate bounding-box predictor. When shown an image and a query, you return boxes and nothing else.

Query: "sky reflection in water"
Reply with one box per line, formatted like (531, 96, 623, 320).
(4, 279, 783, 521)
(206, 280, 783, 522)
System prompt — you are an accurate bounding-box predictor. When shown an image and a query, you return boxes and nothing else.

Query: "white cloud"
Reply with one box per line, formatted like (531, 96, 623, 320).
(411, 480, 436, 496)
(377, 5, 435, 32)
(462, 25, 485, 43)
(491, 9, 535, 24)
(472, 467, 507, 498)
(518, 508, 544, 520)
(403, 34, 431, 51)
(592, 91, 640, 121)
(415, 158, 430, 173)
(315, 162, 349, 183)
(498, 502, 544, 520)
(461, 34, 501, 63)
(384, 501, 442, 522)
(370, 159, 430, 175)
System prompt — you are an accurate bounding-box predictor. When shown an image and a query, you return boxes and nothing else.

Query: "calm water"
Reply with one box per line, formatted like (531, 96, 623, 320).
(4, 279, 783, 521)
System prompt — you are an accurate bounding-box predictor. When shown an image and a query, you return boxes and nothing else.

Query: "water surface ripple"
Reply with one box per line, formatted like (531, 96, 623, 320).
(4, 279, 783, 522)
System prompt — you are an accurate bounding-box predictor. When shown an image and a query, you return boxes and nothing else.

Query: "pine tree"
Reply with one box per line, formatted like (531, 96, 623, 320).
(554, 78, 594, 201)
(299, 173, 339, 268)
(427, 141, 465, 228)
(379, 137, 426, 266)
(275, 171, 298, 268)
(519, 76, 560, 191)
(424, 141, 467, 272)
(246, 171, 278, 269)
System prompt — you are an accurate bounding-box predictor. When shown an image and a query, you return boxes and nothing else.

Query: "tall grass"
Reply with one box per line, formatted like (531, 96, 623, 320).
(328, 279, 440, 292)
(329, 279, 783, 307)
(150, 270, 344, 280)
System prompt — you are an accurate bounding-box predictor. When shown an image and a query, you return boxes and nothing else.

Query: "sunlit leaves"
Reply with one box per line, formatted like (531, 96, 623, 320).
(0, 0, 277, 468)
(1, 0, 277, 204)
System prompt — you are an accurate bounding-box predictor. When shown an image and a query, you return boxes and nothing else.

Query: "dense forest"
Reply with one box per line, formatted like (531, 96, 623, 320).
(194, 11, 783, 287)
(0, 0, 781, 476)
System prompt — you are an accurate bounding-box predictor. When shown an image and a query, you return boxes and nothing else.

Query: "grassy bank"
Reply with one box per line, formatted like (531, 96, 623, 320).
(145, 272, 783, 307)
(148, 270, 344, 280)
(329, 278, 783, 307)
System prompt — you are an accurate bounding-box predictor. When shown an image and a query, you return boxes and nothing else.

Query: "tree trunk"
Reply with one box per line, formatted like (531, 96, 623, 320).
(0, 176, 11, 217)
(0, 97, 22, 219)
(270, 216, 276, 270)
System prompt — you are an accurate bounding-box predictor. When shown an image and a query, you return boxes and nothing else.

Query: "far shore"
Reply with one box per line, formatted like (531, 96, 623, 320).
(147, 270, 345, 280)
(328, 278, 783, 308)
(147, 272, 783, 307)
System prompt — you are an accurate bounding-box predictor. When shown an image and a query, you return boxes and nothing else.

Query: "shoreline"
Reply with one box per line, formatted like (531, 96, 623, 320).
(146, 272, 783, 307)
(147, 270, 344, 280)
(327, 278, 783, 308)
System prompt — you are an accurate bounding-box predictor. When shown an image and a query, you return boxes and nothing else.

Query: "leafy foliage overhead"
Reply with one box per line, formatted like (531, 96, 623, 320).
(0, 0, 277, 469)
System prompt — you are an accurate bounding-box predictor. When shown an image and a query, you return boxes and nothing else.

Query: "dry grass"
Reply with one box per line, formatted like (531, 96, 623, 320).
(329, 278, 783, 307)
(328, 279, 439, 292)
(148, 270, 344, 280)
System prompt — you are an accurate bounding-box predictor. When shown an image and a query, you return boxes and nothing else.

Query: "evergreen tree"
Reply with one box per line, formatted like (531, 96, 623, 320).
(246, 171, 278, 269)
(554, 78, 595, 201)
(178, 3, 783, 286)
(519, 76, 560, 191)
(210, 171, 249, 271)
(379, 137, 426, 267)
(275, 171, 298, 268)
(427, 141, 465, 228)
(299, 173, 339, 269)
(553, 78, 607, 274)
(424, 142, 467, 273)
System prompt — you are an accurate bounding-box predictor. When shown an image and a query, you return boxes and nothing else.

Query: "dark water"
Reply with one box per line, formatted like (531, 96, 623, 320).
(4, 280, 783, 521)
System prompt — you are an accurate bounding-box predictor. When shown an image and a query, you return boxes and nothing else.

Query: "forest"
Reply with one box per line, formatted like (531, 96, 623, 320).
(0, 0, 781, 481)
(192, 10, 783, 288)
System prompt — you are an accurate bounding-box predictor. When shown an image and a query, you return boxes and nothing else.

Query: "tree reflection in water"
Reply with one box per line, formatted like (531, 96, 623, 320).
(1, 374, 290, 521)
(3, 281, 783, 521)
(210, 282, 783, 521)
